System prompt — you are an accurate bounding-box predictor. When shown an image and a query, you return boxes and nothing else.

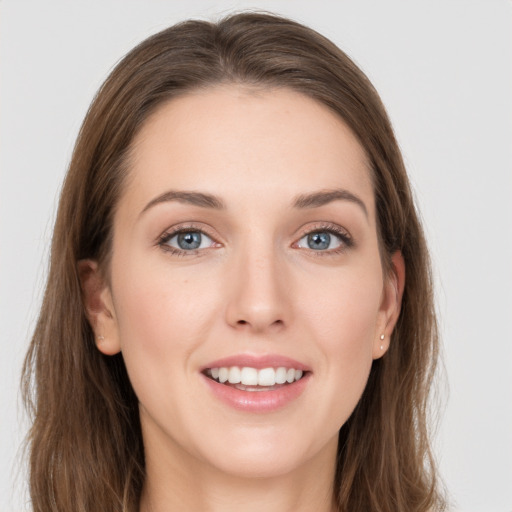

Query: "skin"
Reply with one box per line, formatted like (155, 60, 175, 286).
(80, 86, 404, 512)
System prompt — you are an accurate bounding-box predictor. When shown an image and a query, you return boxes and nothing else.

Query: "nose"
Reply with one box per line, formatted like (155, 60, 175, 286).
(224, 244, 290, 334)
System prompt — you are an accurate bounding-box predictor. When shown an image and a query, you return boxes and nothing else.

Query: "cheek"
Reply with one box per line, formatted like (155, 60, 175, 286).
(296, 264, 382, 410)
(110, 254, 219, 382)
(298, 265, 383, 350)
(108, 255, 226, 442)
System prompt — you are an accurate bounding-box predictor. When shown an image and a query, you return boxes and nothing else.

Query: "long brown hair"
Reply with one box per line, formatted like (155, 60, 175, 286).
(22, 12, 445, 512)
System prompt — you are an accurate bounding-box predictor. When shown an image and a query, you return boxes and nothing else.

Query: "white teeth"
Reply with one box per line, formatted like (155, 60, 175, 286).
(218, 367, 228, 383)
(240, 367, 258, 386)
(228, 366, 241, 384)
(275, 367, 287, 384)
(208, 366, 305, 387)
(258, 367, 276, 386)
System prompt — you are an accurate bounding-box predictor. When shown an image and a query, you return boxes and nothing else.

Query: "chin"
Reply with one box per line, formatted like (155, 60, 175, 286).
(205, 445, 310, 479)
(195, 423, 336, 480)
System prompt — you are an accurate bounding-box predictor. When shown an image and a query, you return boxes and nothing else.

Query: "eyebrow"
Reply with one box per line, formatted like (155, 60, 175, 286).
(140, 187, 368, 218)
(293, 188, 368, 217)
(140, 190, 225, 216)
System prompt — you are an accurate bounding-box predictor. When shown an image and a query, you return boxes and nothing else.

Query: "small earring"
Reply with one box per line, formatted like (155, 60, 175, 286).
(97, 335, 105, 342)
(380, 334, 385, 350)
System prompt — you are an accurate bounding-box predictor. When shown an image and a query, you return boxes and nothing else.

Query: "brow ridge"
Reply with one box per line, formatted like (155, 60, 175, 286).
(140, 187, 367, 218)
(140, 190, 225, 216)
(293, 188, 368, 217)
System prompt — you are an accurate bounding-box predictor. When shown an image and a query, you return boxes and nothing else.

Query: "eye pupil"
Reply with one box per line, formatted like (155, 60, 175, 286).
(177, 231, 202, 250)
(307, 232, 330, 250)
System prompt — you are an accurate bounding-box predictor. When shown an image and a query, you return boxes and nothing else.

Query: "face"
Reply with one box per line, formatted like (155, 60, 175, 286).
(84, 86, 402, 480)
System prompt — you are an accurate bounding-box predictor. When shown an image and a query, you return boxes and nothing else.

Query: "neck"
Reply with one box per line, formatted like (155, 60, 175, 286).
(139, 434, 338, 512)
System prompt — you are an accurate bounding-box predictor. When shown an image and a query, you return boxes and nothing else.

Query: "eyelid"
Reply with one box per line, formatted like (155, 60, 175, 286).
(155, 221, 353, 256)
(293, 222, 354, 252)
(157, 222, 221, 254)
(296, 221, 352, 238)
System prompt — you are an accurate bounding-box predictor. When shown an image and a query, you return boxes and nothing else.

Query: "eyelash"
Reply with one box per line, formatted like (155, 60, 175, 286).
(157, 223, 218, 256)
(157, 222, 353, 256)
(295, 223, 354, 256)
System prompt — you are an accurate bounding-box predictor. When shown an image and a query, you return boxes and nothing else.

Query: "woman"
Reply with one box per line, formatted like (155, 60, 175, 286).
(22, 12, 445, 512)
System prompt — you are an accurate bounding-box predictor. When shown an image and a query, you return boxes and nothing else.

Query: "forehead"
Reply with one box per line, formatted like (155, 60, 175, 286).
(124, 85, 374, 216)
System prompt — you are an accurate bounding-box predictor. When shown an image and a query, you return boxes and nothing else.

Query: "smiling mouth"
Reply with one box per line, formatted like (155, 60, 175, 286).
(203, 366, 306, 392)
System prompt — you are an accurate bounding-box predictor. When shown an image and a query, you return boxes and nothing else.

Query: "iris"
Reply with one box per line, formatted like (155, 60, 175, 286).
(177, 231, 202, 250)
(307, 232, 331, 250)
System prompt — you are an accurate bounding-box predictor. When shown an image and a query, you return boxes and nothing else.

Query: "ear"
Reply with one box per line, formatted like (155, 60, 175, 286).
(78, 259, 121, 355)
(372, 251, 405, 359)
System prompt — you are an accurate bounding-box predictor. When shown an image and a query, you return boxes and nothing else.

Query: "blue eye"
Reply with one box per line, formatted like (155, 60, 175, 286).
(297, 230, 345, 251)
(162, 230, 214, 251)
(307, 232, 331, 250)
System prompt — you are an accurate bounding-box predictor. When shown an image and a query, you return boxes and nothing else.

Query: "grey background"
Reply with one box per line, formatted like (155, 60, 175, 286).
(1, 1, 511, 511)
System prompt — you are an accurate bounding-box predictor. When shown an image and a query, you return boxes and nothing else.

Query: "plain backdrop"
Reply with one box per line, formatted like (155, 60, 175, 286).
(1, 1, 511, 511)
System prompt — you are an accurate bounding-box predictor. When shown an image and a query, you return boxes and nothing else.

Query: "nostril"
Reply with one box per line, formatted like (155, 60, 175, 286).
(234, 318, 284, 330)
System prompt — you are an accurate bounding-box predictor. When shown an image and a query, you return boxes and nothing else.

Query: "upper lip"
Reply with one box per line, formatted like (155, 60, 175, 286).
(201, 353, 311, 372)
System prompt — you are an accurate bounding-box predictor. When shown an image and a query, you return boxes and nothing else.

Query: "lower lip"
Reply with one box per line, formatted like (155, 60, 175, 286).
(201, 373, 310, 412)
